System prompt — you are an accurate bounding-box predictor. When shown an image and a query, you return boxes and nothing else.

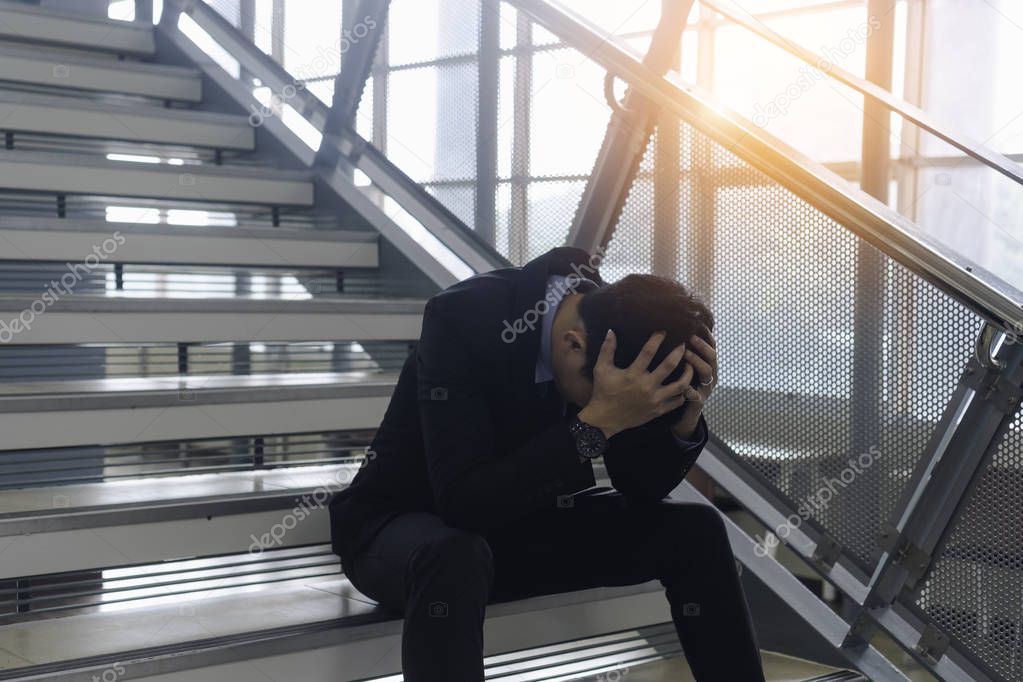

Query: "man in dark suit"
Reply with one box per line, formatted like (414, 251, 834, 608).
(330, 247, 764, 681)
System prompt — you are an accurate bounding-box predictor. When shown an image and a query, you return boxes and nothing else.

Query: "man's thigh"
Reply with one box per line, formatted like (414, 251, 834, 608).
(484, 488, 721, 603)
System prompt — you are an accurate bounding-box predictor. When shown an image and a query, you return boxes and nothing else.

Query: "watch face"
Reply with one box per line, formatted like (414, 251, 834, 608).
(574, 424, 607, 458)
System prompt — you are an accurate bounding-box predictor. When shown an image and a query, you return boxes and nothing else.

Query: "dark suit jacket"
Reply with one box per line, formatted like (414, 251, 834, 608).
(329, 246, 708, 563)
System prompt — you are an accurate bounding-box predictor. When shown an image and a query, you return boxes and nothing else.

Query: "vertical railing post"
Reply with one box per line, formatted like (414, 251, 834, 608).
(475, 0, 501, 245)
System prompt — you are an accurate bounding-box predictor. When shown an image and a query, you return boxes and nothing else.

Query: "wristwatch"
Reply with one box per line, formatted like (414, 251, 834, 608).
(569, 417, 608, 459)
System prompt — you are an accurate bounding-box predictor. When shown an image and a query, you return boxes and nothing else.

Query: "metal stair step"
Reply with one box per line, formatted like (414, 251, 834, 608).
(0, 574, 666, 681)
(0, 216, 378, 268)
(0, 41, 199, 100)
(0, 149, 313, 205)
(0, 89, 254, 149)
(0, 294, 423, 344)
(0, 371, 398, 451)
(0, 465, 361, 579)
(0, 0, 155, 55)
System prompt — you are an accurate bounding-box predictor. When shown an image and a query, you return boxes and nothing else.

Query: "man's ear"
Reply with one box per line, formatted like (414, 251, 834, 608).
(563, 328, 586, 354)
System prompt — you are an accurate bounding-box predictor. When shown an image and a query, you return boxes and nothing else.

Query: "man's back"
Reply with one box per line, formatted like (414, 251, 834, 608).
(329, 246, 602, 562)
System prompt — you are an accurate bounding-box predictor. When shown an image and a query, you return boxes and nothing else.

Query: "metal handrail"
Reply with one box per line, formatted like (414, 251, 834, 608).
(506, 0, 1023, 333)
(701, 0, 1023, 188)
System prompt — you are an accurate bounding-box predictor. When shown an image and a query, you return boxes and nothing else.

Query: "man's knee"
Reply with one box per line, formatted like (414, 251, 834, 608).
(408, 529, 494, 588)
(655, 501, 731, 552)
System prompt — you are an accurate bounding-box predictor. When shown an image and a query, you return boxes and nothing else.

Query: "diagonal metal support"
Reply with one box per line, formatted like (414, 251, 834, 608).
(858, 323, 1023, 615)
(315, 0, 391, 170)
(566, 0, 694, 253)
(698, 435, 1004, 682)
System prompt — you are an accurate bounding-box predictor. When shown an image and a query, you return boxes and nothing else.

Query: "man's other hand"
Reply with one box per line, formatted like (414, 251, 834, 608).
(669, 332, 717, 440)
(577, 329, 693, 439)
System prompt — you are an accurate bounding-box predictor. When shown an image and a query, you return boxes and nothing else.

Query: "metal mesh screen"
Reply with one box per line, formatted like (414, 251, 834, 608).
(913, 406, 1023, 682)
(603, 119, 980, 569)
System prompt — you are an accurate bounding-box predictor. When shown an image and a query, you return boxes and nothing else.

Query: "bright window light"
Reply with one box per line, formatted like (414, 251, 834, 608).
(167, 210, 238, 227)
(107, 153, 161, 164)
(108, 0, 133, 21)
(106, 205, 160, 224)
(382, 197, 474, 281)
(177, 13, 241, 79)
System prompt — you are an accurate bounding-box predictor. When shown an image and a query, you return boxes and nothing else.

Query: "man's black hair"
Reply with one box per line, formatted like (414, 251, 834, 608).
(578, 274, 714, 389)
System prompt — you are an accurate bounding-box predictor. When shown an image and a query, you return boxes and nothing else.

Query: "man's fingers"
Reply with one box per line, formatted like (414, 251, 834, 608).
(630, 331, 666, 373)
(686, 349, 714, 385)
(596, 328, 617, 369)
(650, 342, 687, 383)
(691, 335, 717, 365)
(655, 362, 694, 401)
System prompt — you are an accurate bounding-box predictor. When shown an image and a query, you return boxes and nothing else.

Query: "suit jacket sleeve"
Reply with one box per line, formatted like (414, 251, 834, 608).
(416, 297, 596, 530)
(602, 414, 708, 502)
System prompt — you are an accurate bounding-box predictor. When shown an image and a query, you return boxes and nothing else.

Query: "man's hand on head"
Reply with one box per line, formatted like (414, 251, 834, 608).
(669, 332, 717, 440)
(576, 329, 693, 439)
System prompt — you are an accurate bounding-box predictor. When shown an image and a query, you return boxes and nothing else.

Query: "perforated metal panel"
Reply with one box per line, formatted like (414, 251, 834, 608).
(604, 119, 980, 568)
(914, 406, 1023, 682)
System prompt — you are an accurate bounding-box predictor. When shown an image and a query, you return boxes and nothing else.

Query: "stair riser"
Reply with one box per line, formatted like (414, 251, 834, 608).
(0, 52, 199, 100)
(0, 6, 154, 55)
(0, 508, 330, 580)
(0, 99, 253, 150)
(0, 228, 378, 268)
(0, 311, 420, 344)
(0, 395, 389, 451)
(0, 158, 313, 205)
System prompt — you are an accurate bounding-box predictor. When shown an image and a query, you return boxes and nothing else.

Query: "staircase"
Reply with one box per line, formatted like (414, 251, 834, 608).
(0, 2, 734, 680)
(0, 1, 428, 678)
(2, 0, 1017, 680)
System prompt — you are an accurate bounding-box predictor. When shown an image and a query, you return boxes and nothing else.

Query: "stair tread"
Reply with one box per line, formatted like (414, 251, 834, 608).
(0, 148, 311, 180)
(0, 293, 425, 312)
(0, 464, 358, 522)
(0, 215, 377, 242)
(0, 87, 258, 150)
(0, 577, 660, 677)
(0, 41, 190, 76)
(0, 370, 399, 406)
(590, 651, 862, 682)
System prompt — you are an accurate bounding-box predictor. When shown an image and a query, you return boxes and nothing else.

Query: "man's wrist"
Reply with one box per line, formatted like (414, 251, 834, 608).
(670, 411, 704, 443)
(576, 404, 621, 439)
